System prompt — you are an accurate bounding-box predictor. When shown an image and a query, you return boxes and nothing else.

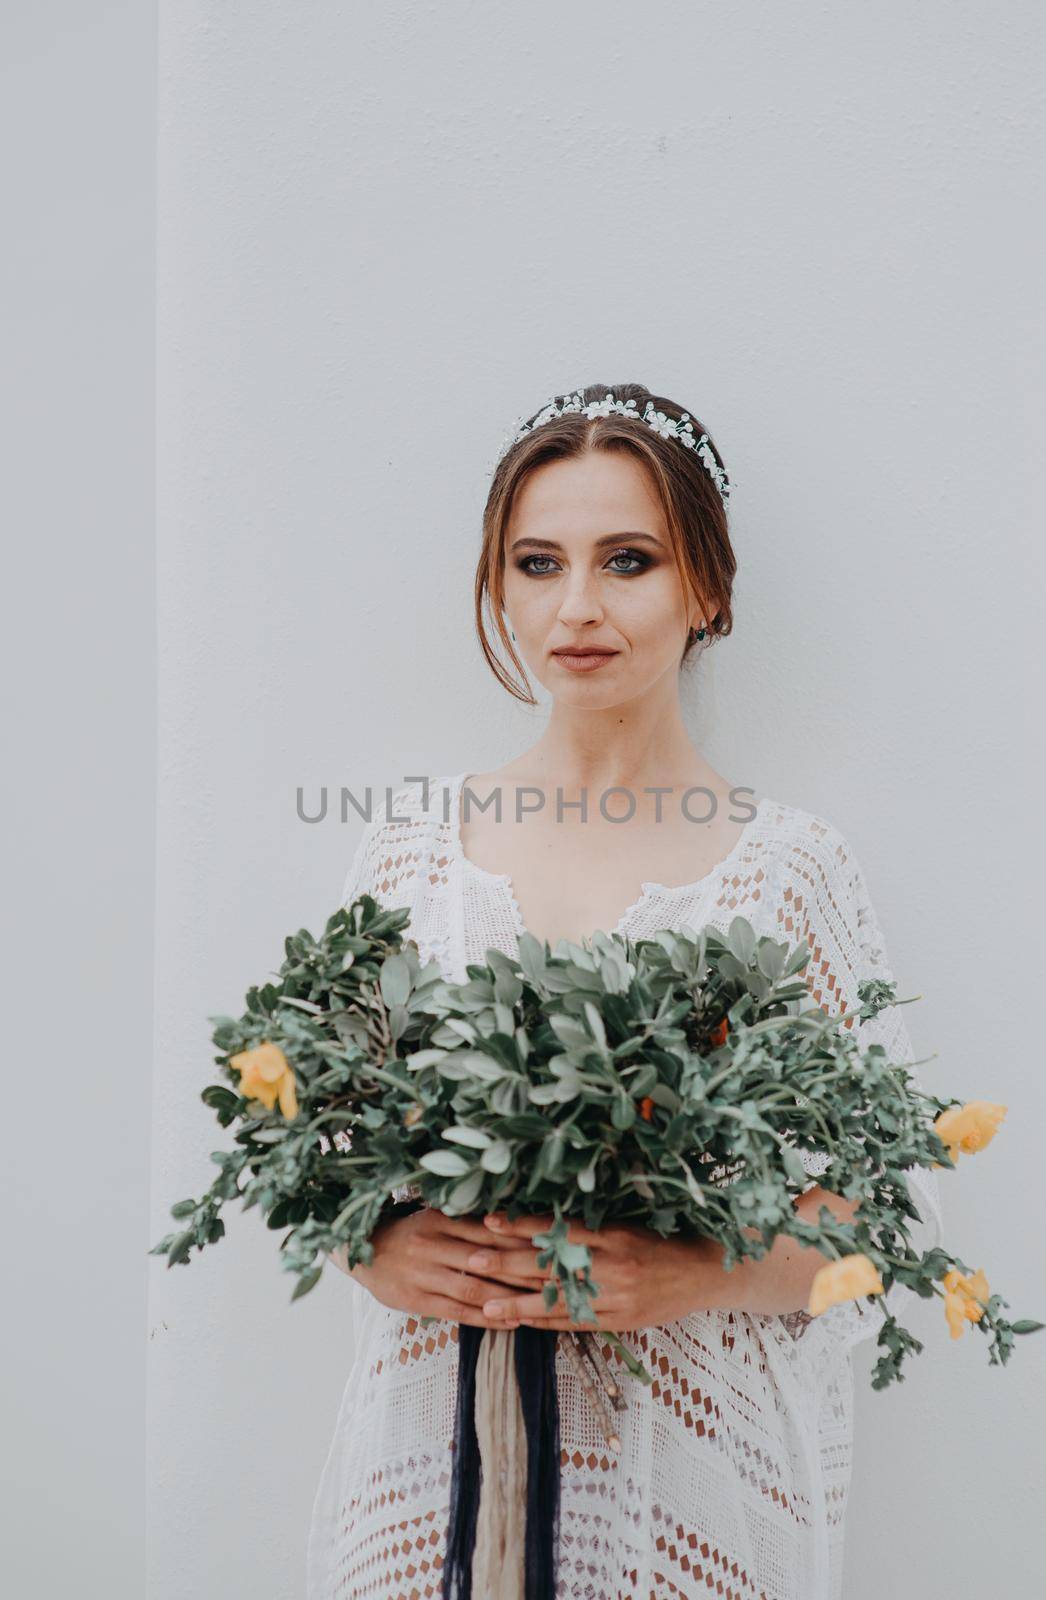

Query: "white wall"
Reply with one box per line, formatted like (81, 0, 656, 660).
(147, 4, 1045, 1596)
(3, 5, 154, 1598)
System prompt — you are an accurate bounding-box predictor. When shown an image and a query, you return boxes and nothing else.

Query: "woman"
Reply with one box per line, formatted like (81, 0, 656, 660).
(307, 383, 943, 1600)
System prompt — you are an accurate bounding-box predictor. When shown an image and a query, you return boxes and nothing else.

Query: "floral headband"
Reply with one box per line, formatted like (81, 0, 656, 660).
(492, 389, 731, 507)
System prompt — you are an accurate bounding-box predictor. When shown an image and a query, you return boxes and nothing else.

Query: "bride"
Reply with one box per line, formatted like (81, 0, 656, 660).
(306, 382, 942, 1600)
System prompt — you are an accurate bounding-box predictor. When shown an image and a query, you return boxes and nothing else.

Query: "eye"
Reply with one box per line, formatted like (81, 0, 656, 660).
(516, 554, 560, 575)
(605, 547, 652, 574)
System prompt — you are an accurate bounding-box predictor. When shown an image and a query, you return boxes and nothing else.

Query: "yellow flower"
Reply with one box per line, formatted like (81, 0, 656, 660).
(228, 1040, 299, 1120)
(807, 1252, 885, 1317)
(941, 1266, 990, 1339)
(933, 1101, 1007, 1167)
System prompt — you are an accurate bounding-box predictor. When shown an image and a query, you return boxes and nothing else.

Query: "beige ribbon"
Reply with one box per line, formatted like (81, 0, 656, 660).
(470, 1327, 527, 1599)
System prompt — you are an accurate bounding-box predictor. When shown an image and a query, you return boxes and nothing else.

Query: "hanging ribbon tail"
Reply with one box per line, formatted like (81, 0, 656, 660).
(514, 1327, 561, 1598)
(442, 1326, 561, 1600)
(443, 1324, 483, 1600)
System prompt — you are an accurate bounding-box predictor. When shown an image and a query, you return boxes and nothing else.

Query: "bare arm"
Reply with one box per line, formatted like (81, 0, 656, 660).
(722, 1183, 861, 1316)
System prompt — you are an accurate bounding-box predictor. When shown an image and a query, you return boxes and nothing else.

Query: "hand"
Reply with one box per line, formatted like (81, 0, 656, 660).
(472, 1213, 729, 1330)
(349, 1206, 554, 1328)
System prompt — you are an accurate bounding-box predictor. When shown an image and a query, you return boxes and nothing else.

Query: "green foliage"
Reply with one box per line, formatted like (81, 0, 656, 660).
(150, 896, 1040, 1388)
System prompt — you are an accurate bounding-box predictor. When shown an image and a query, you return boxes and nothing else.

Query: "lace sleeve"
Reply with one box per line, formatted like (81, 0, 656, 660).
(339, 782, 430, 911)
(339, 812, 383, 908)
(774, 817, 944, 1362)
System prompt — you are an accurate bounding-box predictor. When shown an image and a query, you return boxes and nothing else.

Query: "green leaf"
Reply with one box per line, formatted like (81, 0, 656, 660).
(582, 1001, 607, 1048)
(291, 1265, 322, 1300)
(444, 1125, 494, 1149)
(516, 932, 549, 986)
(166, 1230, 194, 1267)
(379, 954, 412, 1009)
(480, 1141, 512, 1174)
(201, 1085, 240, 1114)
(407, 1048, 449, 1072)
(543, 1130, 566, 1178)
(549, 1015, 594, 1050)
(780, 1144, 812, 1187)
(784, 943, 810, 976)
(629, 1062, 659, 1097)
(674, 1159, 707, 1207)
(451, 1051, 509, 1083)
(755, 938, 787, 981)
(611, 1094, 636, 1130)
(727, 917, 756, 965)
(446, 1169, 486, 1211)
(418, 1149, 472, 1177)
(577, 1158, 598, 1193)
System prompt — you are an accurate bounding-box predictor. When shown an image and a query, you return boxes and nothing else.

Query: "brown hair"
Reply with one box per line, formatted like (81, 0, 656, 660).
(473, 381, 737, 705)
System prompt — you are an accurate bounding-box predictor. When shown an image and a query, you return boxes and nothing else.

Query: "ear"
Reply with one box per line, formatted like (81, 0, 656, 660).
(684, 581, 709, 635)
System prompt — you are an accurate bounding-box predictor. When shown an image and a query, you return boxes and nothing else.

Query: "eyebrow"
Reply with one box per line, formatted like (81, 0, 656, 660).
(509, 531, 665, 552)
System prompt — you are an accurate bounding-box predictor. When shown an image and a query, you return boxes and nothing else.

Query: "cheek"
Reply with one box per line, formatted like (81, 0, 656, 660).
(615, 573, 687, 650)
(502, 572, 557, 635)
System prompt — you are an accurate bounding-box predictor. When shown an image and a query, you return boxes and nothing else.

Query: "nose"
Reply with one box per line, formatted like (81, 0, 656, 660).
(555, 569, 606, 630)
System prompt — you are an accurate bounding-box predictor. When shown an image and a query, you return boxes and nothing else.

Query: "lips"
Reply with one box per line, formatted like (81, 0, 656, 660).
(551, 646, 619, 673)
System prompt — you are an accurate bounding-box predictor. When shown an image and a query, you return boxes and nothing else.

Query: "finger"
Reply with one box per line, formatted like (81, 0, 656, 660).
(464, 1245, 551, 1280)
(462, 1269, 548, 1289)
(518, 1315, 642, 1331)
(483, 1213, 602, 1247)
(481, 1287, 589, 1320)
(518, 1315, 597, 1330)
(418, 1293, 520, 1329)
(484, 1279, 620, 1320)
(428, 1266, 534, 1313)
(429, 1239, 545, 1288)
(430, 1213, 526, 1248)
(483, 1212, 554, 1237)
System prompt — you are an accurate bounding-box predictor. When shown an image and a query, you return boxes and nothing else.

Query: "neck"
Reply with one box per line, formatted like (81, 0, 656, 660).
(507, 683, 724, 803)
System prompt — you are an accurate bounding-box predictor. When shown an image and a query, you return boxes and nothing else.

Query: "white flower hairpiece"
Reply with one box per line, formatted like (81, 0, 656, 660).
(490, 389, 732, 506)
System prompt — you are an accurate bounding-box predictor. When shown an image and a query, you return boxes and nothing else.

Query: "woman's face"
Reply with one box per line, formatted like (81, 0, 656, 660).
(502, 448, 702, 705)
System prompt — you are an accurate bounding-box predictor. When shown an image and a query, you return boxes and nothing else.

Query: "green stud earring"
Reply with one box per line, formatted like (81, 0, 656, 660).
(695, 627, 707, 640)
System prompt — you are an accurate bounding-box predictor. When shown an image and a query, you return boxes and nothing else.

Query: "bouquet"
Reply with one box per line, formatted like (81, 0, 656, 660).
(151, 894, 1040, 1598)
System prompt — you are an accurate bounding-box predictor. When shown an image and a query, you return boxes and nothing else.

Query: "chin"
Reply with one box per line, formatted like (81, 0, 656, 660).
(542, 676, 644, 711)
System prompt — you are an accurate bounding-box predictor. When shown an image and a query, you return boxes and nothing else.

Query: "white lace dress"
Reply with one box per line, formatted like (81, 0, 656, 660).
(307, 772, 943, 1600)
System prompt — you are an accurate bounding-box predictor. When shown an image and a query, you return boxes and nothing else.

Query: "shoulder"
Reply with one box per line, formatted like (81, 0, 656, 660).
(352, 773, 456, 833)
(753, 796, 867, 909)
(752, 799, 896, 1014)
(339, 773, 457, 908)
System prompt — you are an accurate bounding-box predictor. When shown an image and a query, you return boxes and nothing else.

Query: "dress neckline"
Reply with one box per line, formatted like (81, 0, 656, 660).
(445, 768, 767, 947)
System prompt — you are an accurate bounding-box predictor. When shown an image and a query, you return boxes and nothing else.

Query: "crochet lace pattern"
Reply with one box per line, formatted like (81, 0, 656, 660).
(306, 773, 943, 1600)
